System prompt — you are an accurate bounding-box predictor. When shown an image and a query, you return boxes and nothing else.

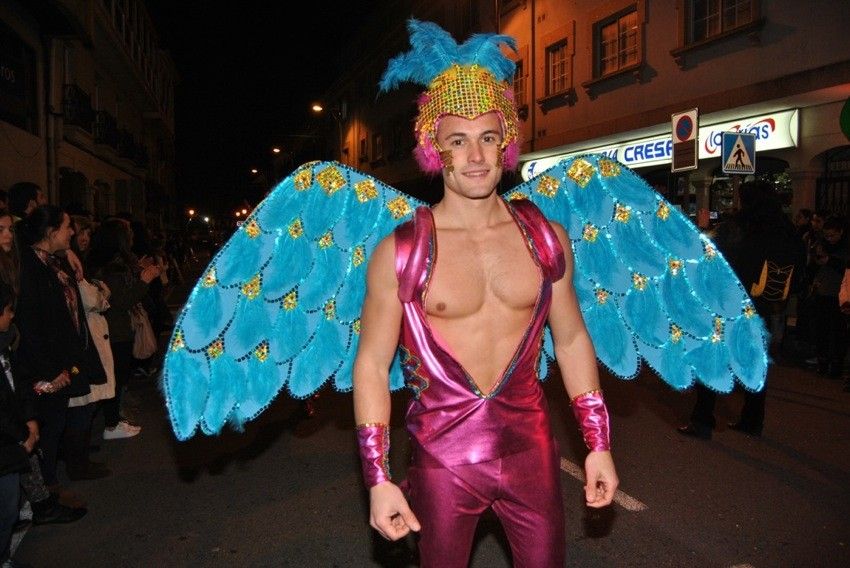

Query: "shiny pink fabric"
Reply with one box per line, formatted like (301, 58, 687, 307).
(570, 391, 611, 452)
(356, 424, 391, 487)
(394, 201, 565, 468)
(394, 200, 567, 563)
(407, 444, 564, 568)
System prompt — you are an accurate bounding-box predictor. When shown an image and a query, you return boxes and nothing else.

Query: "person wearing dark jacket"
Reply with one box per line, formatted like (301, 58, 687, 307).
(679, 180, 806, 439)
(13, 206, 104, 487)
(0, 281, 36, 564)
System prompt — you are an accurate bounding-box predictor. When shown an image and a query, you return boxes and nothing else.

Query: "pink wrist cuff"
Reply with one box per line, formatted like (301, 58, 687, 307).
(356, 423, 392, 487)
(570, 390, 611, 452)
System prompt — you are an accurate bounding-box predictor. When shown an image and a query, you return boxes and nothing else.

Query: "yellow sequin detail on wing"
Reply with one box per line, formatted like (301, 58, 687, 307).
(567, 159, 594, 188)
(288, 218, 304, 239)
(294, 168, 312, 191)
(595, 289, 609, 304)
(170, 330, 185, 352)
(387, 197, 411, 219)
(254, 342, 269, 363)
(353, 246, 366, 267)
(282, 291, 297, 311)
(318, 232, 334, 249)
(207, 339, 224, 359)
(324, 299, 336, 320)
(316, 166, 346, 195)
(670, 324, 683, 343)
(354, 179, 378, 203)
(632, 273, 648, 291)
(599, 159, 621, 177)
(704, 243, 717, 259)
(668, 259, 683, 275)
(535, 175, 560, 198)
(507, 191, 528, 201)
(614, 204, 631, 223)
(353, 319, 361, 334)
(241, 275, 261, 299)
(244, 219, 261, 238)
(711, 317, 724, 343)
(583, 224, 599, 242)
(202, 267, 217, 288)
(657, 201, 670, 220)
(743, 304, 756, 319)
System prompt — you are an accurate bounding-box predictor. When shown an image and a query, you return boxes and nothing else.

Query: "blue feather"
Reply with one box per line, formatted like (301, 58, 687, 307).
(235, 355, 283, 424)
(688, 256, 744, 317)
(226, 295, 272, 355)
(270, 306, 315, 362)
(184, 285, 223, 341)
(163, 349, 207, 441)
(288, 318, 347, 398)
(201, 354, 242, 435)
(262, 232, 312, 298)
(643, 340, 694, 390)
(380, 19, 460, 90)
(584, 298, 639, 378)
(727, 314, 768, 391)
(458, 33, 517, 80)
(645, 205, 705, 259)
(609, 217, 667, 276)
(215, 228, 264, 286)
(685, 339, 733, 392)
(660, 270, 713, 337)
(623, 284, 667, 347)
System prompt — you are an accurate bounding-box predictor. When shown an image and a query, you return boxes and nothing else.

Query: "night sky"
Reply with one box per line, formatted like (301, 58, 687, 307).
(145, 2, 381, 214)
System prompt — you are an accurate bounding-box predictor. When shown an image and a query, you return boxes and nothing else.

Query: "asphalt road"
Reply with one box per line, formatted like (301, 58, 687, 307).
(13, 259, 850, 567)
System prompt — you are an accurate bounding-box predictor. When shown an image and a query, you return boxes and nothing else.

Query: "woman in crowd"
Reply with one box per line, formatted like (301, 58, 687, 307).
(13, 206, 103, 490)
(87, 218, 160, 439)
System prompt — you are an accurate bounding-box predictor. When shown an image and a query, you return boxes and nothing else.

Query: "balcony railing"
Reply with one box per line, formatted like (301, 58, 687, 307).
(63, 84, 94, 133)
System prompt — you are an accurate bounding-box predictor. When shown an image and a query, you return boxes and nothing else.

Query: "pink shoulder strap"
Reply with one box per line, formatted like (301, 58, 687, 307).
(394, 207, 433, 303)
(509, 199, 566, 282)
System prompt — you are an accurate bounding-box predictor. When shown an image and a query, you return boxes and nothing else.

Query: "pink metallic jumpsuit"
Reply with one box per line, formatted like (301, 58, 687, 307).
(394, 200, 567, 567)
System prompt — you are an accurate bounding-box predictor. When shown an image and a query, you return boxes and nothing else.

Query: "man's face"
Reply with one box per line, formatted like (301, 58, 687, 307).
(36, 189, 47, 206)
(823, 228, 843, 244)
(435, 112, 504, 200)
(49, 213, 75, 251)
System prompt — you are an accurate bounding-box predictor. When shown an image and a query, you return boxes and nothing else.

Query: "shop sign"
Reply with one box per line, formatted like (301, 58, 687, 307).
(521, 109, 799, 180)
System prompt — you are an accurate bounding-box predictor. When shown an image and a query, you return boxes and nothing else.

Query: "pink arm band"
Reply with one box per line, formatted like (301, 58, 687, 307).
(356, 423, 392, 487)
(570, 390, 611, 452)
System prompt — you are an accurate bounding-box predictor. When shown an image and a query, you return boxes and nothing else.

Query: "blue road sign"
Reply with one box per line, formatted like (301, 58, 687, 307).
(721, 131, 756, 174)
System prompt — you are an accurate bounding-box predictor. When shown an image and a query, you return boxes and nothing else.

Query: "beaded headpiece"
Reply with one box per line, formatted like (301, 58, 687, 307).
(379, 19, 520, 173)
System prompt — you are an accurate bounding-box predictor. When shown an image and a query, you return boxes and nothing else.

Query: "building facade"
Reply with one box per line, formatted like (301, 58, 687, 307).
(324, 0, 850, 220)
(0, 0, 177, 225)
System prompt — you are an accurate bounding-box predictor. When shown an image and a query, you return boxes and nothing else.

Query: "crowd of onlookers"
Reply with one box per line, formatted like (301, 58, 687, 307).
(0, 181, 189, 567)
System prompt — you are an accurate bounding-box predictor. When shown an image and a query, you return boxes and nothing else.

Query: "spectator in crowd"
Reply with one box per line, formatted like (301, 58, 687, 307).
(6, 183, 45, 223)
(0, 209, 87, 523)
(808, 216, 849, 377)
(14, 206, 103, 491)
(87, 218, 161, 439)
(679, 180, 806, 439)
(0, 190, 7, 211)
(0, 280, 37, 565)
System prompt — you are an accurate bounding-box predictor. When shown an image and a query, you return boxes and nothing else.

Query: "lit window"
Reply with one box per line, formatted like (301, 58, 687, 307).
(513, 60, 527, 107)
(546, 41, 568, 95)
(599, 10, 638, 76)
(689, 0, 753, 43)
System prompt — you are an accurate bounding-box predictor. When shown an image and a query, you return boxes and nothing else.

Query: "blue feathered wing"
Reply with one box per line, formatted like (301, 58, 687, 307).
(508, 154, 768, 395)
(162, 161, 424, 440)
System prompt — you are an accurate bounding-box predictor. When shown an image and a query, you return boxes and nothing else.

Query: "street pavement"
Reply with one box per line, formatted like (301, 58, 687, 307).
(13, 258, 850, 567)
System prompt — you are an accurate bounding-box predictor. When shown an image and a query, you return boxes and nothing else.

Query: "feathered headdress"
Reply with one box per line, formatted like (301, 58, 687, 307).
(380, 19, 521, 173)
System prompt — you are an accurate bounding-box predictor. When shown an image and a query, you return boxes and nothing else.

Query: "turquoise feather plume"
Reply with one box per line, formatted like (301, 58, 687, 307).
(379, 19, 516, 91)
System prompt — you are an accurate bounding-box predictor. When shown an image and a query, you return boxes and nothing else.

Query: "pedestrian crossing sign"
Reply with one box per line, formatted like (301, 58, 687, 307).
(721, 131, 756, 174)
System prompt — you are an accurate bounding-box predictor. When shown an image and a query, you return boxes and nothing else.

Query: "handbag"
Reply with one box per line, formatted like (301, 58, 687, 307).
(130, 303, 158, 359)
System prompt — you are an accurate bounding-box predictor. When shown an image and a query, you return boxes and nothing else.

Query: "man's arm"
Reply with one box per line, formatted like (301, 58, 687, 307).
(546, 222, 619, 508)
(352, 234, 420, 540)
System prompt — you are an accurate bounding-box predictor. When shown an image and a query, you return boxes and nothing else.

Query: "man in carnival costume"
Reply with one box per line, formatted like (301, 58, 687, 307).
(352, 20, 618, 566)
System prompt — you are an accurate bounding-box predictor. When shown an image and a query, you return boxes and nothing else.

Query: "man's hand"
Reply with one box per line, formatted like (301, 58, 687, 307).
(584, 450, 618, 508)
(23, 420, 39, 454)
(369, 481, 420, 541)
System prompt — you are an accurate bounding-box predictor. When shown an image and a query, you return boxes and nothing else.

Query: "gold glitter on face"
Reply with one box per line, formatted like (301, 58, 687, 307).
(439, 150, 454, 173)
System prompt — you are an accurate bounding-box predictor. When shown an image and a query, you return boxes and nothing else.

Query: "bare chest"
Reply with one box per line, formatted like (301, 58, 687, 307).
(425, 225, 541, 317)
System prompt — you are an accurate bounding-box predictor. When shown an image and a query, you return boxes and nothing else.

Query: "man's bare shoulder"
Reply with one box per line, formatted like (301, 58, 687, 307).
(365, 232, 398, 288)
